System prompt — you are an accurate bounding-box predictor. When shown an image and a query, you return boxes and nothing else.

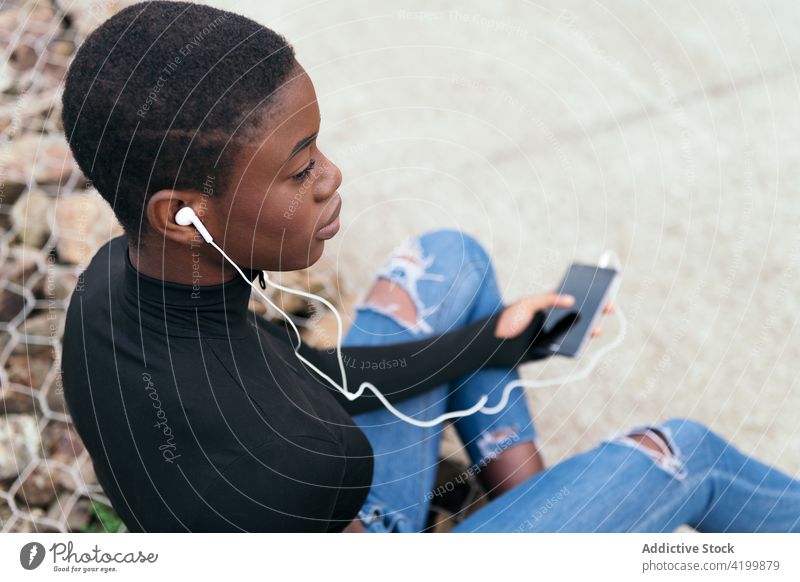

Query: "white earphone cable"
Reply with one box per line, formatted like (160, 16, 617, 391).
(178, 208, 625, 427)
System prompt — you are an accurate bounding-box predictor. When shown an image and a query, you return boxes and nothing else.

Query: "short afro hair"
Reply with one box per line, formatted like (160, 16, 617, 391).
(61, 1, 297, 246)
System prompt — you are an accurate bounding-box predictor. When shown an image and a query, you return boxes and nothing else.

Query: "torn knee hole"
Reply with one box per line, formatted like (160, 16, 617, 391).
(356, 237, 446, 335)
(625, 428, 673, 460)
(477, 427, 522, 461)
(606, 425, 687, 479)
(362, 277, 418, 323)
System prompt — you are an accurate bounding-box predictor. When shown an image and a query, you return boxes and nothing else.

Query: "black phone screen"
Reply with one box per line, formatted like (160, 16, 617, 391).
(542, 263, 618, 357)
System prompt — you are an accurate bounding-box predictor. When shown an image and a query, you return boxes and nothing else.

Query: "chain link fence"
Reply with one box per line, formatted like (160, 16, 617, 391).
(0, 0, 117, 534)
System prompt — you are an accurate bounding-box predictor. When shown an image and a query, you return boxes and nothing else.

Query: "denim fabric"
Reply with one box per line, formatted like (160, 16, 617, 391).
(347, 229, 800, 533)
(452, 418, 800, 532)
(345, 229, 539, 533)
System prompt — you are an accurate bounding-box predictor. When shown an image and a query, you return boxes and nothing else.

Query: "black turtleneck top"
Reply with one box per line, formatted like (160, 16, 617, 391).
(61, 235, 554, 532)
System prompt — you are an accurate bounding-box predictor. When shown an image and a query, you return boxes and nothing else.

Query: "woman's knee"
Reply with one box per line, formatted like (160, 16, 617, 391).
(656, 417, 729, 471)
(418, 228, 492, 271)
(660, 417, 717, 449)
(417, 229, 505, 325)
(604, 417, 720, 481)
(357, 229, 496, 334)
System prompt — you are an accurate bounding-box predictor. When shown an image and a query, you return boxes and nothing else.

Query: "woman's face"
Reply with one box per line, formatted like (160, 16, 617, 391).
(208, 64, 343, 272)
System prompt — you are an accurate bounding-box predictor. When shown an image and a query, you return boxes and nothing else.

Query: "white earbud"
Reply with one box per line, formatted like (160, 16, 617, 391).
(175, 206, 214, 244)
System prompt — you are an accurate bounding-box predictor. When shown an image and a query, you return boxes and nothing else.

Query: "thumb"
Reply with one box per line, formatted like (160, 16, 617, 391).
(496, 292, 576, 339)
(533, 291, 575, 311)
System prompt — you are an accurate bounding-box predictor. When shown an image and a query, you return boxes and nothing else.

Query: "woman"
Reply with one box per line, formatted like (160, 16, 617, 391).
(59, 1, 800, 533)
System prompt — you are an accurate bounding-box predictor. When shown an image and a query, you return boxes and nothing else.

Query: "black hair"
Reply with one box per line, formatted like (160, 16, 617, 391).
(61, 1, 297, 245)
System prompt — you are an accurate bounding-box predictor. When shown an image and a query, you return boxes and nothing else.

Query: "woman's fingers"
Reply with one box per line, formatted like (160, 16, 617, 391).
(535, 291, 575, 311)
(495, 300, 536, 338)
(590, 302, 613, 338)
(498, 291, 615, 340)
(495, 292, 575, 338)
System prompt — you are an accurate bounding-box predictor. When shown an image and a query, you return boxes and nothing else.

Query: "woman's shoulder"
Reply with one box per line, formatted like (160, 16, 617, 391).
(69, 234, 126, 298)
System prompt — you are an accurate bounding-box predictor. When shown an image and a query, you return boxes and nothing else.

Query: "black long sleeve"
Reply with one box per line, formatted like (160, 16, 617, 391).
(196, 435, 353, 532)
(62, 235, 582, 531)
(287, 310, 559, 415)
(63, 235, 376, 532)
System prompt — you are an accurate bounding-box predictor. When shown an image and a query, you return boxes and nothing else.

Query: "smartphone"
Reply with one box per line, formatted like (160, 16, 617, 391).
(541, 263, 619, 358)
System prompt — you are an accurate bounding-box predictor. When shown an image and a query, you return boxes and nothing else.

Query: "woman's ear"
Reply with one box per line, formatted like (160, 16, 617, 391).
(145, 190, 204, 245)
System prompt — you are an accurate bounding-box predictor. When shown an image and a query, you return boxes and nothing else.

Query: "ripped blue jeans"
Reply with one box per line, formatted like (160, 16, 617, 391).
(346, 229, 800, 532)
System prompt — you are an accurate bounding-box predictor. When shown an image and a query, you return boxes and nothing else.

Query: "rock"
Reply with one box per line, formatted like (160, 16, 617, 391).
(76, 457, 97, 487)
(264, 270, 309, 315)
(15, 463, 63, 507)
(264, 266, 354, 344)
(5, 352, 52, 389)
(0, 501, 11, 529)
(2, 134, 76, 186)
(68, 498, 93, 532)
(46, 497, 92, 532)
(248, 297, 267, 317)
(42, 422, 85, 461)
(66, 0, 131, 38)
(31, 267, 78, 301)
(440, 424, 471, 466)
(10, 338, 54, 366)
(0, 286, 26, 323)
(426, 457, 489, 533)
(0, 6, 19, 35)
(9, 507, 46, 533)
(44, 380, 66, 414)
(0, 67, 12, 93)
(0, 414, 41, 480)
(47, 39, 75, 60)
(0, 181, 26, 207)
(0, 386, 37, 415)
(19, 311, 64, 344)
(21, 3, 55, 29)
(9, 42, 37, 71)
(54, 190, 124, 266)
(0, 331, 12, 352)
(11, 188, 51, 249)
(40, 422, 94, 491)
(53, 456, 97, 492)
(2, 249, 39, 285)
(10, 343, 55, 367)
(300, 290, 356, 349)
(249, 269, 346, 320)
(300, 308, 341, 349)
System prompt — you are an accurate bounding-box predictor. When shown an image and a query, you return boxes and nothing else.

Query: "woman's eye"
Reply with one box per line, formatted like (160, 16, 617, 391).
(291, 158, 316, 182)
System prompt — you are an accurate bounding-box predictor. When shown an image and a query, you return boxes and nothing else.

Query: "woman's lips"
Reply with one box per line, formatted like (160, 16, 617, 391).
(315, 215, 340, 240)
(315, 197, 342, 240)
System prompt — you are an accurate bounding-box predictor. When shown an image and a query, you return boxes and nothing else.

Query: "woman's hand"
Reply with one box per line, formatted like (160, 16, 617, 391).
(494, 291, 615, 340)
(342, 518, 365, 533)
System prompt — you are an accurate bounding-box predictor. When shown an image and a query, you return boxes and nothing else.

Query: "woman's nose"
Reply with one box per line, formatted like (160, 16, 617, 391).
(315, 158, 343, 202)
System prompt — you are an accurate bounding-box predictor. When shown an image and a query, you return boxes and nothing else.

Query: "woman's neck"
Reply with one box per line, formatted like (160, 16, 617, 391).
(127, 239, 240, 286)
